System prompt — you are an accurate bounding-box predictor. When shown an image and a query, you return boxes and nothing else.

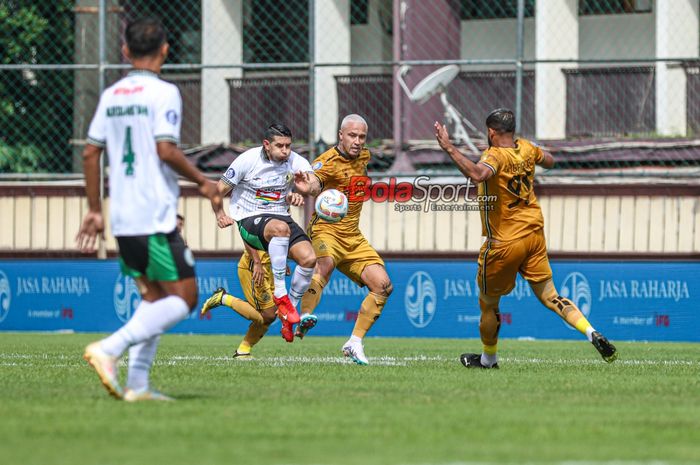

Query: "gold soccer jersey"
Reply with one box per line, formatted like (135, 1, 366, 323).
(308, 147, 383, 285)
(308, 147, 370, 237)
(478, 139, 545, 242)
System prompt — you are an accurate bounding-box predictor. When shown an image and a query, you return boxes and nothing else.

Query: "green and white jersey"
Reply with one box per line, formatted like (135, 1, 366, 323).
(87, 69, 182, 236)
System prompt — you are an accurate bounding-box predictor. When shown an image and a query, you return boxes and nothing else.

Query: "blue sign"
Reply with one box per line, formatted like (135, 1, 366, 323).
(0, 259, 697, 342)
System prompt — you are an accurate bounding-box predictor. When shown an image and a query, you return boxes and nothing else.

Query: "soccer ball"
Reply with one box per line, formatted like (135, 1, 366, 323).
(315, 189, 348, 223)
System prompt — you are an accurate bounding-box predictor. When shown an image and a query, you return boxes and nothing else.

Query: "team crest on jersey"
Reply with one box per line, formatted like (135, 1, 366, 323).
(166, 110, 179, 125)
(254, 217, 262, 225)
(312, 161, 323, 170)
(225, 168, 235, 179)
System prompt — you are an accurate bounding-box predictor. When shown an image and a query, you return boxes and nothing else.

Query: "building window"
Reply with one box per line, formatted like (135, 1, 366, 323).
(579, 0, 652, 15)
(243, 0, 309, 63)
(460, 0, 535, 20)
(351, 0, 369, 25)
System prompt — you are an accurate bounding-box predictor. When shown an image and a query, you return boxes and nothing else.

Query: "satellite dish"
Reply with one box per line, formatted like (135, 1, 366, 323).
(397, 65, 485, 155)
(406, 65, 460, 104)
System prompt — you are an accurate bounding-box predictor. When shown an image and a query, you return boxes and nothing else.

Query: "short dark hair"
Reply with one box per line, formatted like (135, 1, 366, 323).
(263, 123, 292, 142)
(125, 17, 167, 59)
(486, 108, 516, 133)
(176, 214, 184, 221)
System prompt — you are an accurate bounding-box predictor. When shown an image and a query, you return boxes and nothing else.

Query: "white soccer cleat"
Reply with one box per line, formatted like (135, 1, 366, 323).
(83, 341, 123, 399)
(342, 340, 369, 366)
(124, 388, 175, 402)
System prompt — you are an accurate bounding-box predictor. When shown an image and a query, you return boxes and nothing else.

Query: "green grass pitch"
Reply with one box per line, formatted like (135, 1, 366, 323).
(1, 333, 699, 465)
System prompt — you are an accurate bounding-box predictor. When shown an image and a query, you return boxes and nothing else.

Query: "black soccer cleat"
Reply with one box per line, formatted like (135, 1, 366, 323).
(459, 353, 499, 369)
(591, 331, 617, 363)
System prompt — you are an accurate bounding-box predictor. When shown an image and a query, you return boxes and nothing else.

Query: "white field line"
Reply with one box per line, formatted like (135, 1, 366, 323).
(1, 352, 699, 368)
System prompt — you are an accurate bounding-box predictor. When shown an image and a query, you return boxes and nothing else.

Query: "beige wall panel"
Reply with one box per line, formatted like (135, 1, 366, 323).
(647, 197, 665, 252)
(677, 197, 695, 253)
(434, 210, 453, 251)
(561, 196, 578, 250)
(603, 197, 620, 252)
(371, 200, 388, 250)
(418, 209, 436, 250)
(402, 210, 420, 251)
(14, 197, 31, 249)
(589, 197, 605, 251)
(451, 208, 468, 251)
(539, 196, 550, 245)
(633, 197, 651, 252)
(183, 197, 201, 250)
(663, 197, 680, 253)
(31, 197, 49, 249)
(0, 198, 15, 248)
(466, 210, 482, 251)
(575, 196, 591, 251)
(618, 197, 635, 252)
(46, 197, 64, 250)
(547, 196, 564, 251)
(694, 197, 700, 252)
(385, 202, 406, 251)
(199, 198, 217, 250)
(63, 197, 83, 250)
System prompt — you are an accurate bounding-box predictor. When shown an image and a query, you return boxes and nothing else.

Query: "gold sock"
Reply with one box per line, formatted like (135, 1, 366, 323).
(483, 343, 498, 355)
(222, 294, 264, 324)
(351, 292, 387, 338)
(237, 340, 252, 354)
(301, 275, 327, 314)
(531, 280, 593, 337)
(242, 322, 270, 348)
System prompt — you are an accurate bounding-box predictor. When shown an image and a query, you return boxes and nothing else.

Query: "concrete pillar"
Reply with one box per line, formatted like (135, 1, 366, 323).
(535, 0, 578, 140)
(201, 0, 242, 145)
(655, 0, 699, 136)
(314, 0, 351, 143)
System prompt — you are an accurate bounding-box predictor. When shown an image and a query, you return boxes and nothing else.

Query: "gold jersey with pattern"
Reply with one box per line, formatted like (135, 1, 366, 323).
(308, 146, 370, 238)
(478, 138, 545, 242)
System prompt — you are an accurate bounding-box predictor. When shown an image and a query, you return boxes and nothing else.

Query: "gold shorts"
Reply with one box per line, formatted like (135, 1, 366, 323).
(477, 228, 552, 297)
(238, 253, 275, 311)
(311, 230, 384, 286)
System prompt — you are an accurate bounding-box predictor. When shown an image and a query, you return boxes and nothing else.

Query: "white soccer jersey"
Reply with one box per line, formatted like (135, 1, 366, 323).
(221, 147, 312, 221)
(87, 70, 182, 236)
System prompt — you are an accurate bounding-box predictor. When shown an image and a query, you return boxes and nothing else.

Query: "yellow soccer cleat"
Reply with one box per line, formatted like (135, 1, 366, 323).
(83, 342, 123, 399)
(124, 388, 175, 402)
(200, 287, 225, 316)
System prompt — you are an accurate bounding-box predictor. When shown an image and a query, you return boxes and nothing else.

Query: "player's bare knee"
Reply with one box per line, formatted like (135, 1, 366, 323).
(266, 220, 291, 238)
(297, 251, 317, 269)
(261, 307, 277, 325)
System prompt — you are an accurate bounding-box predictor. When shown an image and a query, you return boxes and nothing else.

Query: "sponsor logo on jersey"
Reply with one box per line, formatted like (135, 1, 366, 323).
(166, 110, 179, 125)
(255, 189, 283, 202)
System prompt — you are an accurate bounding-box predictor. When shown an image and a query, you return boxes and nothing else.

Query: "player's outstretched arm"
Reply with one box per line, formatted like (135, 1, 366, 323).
(538, 150, 555, 169)
(434, 122, 493, 183)
(76, 143, 105, 253)
(294, 171, 321, 196)
(213, 180, 234, 228)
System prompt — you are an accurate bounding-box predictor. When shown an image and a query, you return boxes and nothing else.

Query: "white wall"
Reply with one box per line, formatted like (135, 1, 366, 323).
(351, 0, 392, 72)
(460, 18, 536, 69)
(579, 13, 655, 60)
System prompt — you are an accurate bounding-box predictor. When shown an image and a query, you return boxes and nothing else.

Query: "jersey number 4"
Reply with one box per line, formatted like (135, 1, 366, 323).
(122, 126, 135, 176)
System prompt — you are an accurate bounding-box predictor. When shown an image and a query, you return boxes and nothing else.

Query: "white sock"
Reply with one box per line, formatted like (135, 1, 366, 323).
(101, 300, 153, 357)
(349, 335, 362, 345)
(101, 296, 189, 357)
(481, 352, 498, 367)
(268, 236, 290, 298)
(585, 326, 596, 342)
(289, 265, 314, 309)
(127, 335, 160, 392)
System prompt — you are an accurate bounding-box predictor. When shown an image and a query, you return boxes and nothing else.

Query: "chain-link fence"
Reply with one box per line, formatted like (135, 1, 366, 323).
(2, 0, 700, 178)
